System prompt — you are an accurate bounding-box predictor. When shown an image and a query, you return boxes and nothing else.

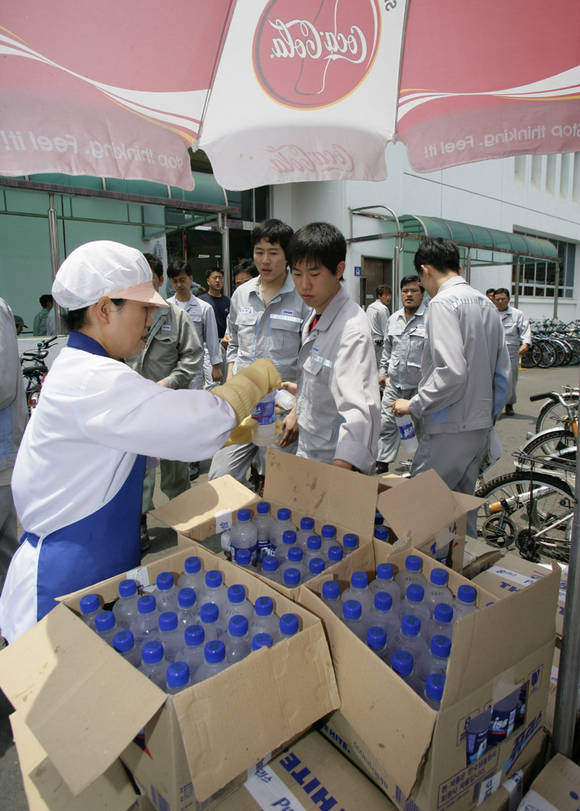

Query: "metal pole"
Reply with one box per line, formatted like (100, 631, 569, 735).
(513, 258, 521, 309)
(552, 373, 580, 756)
(553, 262, 561, 320)
(48, 193, 64, 334)
(219, 213, 231, 296)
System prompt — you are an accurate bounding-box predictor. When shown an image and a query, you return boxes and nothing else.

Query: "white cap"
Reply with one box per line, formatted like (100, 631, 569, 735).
(52, 241, 168, 310)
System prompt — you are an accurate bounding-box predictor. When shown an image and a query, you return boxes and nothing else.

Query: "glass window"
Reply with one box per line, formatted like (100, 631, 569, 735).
(512, 233, 575, 298)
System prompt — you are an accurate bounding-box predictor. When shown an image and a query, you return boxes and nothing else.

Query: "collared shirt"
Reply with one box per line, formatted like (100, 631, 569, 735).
(199, 293, 230, 339)
(226, 272, 310, 382)
(365, 299, 390, 344)
(167, 293, 222, 366)
(379, 302, 427, 389)
(499, 305, 532, 348)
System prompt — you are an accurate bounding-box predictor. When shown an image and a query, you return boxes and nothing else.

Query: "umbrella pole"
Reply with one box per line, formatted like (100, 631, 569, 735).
(552, 369, 580, 757)
(48, 193, 63, 334)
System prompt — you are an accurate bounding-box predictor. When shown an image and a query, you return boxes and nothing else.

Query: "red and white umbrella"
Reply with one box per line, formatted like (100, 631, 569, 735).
(1, 0, 578, 190)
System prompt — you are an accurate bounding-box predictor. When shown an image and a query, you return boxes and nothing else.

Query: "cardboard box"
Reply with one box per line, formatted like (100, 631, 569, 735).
(518, 753, 580, 810)
(545, 646, 580, 735)
(0, 544, 340, 811)
(299, 541, 559, 811)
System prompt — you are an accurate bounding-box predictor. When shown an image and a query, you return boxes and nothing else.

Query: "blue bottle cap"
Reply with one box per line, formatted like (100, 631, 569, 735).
(184, 556, 202, 574)
(374, 591, 393, 612)
(262, 556, 279, 572)
(457, 584, 477, 605)
(229, 614, 249, 637)
(309, 558, 325, 575)
(306, 534, 321, 550)
(166, 661, 189, 689)
(401, 614, 421, 637)
(366, 626, 387, 650)
(434, 602, 454, 623)
(322, 580, 340, 600)
(200, 603, 219, 623)
(252, 632, 273, 650)
(236, 548, 252, 565)
(406, 583, 424, 603)
(328, 545, 344, 562)
(255, 596, 274, 616)
(376, 563, 394, 581)
(282, 530, 296, 545)
(205, 570, 223, 589)
(95, 610, 115, 632)
(300, 516, 314, 530)
(374, 526, 389, 541)
(288, 546, 303, 562)
(405, 555, 422, 572)
(431, 634, 452, 658)
(425, 673, 446, 702)
(237, 508, 251, 522)
(392, 649, 414, 677)
(137, 594, 156, 614)
(256, 501, 270, 514)
(204, 640, 226, 663)
(159, 611, 178, 632)
(342, 533, 358, 549)
(113, 629, 134, 653)
(321, 524, 336, 539)
(351, 571, 369, 589)
(80, 594, 100, 615)
(277, 508, 291, 521)
(343, 599, 362, 620)
(430, 568, 448, 587)
(178, 587, 196, 608)
(228, 584, 245, 604)
(141, 640, 163, 665)
(156, 571, 174, 591)
(283, 568, 301, 586)
(279, 613, 299, 636)
(119, 579, 137, 598)
(374, 511, 384, 525)
(184, 625, 205, 647)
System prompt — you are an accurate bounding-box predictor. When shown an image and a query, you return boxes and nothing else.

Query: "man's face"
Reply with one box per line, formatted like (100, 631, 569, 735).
(401, 282, 423, 313)
(151, 272, 163, 293)
(486, 291, 496, 303)
(207, 271, 223, 295)
(234, 271, 253, 288)
(171, 271, 192, 300)
(379, 291, 392, 308)
(291, 258, 343, 314)
(495, 293, 509, 312)
(253, 238, 287, 284)
(417, 265, 438, 299)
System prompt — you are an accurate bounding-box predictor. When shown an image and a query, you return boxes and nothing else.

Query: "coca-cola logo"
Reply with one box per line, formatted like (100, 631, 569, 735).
(265, 143, 355, 175)
(253, 0, 381, 109)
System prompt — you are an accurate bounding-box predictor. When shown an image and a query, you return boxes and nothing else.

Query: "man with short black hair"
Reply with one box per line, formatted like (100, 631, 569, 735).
(366, 284, 392, 367)
(494, 288, 531, 415)
(32, 294, 54, 336)
(486, 288, 496, 303)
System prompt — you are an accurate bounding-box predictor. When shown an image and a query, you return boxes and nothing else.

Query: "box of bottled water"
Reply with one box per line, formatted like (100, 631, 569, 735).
(298, 541, 559, 811)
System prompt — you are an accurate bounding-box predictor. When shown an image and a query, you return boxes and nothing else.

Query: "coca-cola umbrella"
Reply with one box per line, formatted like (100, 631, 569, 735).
(0, 0, 578, 190)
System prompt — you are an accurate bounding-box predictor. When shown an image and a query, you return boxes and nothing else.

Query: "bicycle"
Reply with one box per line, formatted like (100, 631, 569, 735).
(535, 385, 578, 433)
(20, 335, 58, 412)
(514, 391, 577, 477)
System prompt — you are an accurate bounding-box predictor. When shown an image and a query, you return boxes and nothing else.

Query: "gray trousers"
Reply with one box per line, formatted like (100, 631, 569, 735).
(209, 436, 297, 484)
(506, 345, 520, 405)
(377, 381, 418, 463)
(0, 484, 19, 590)
(142, 460, 190, 514)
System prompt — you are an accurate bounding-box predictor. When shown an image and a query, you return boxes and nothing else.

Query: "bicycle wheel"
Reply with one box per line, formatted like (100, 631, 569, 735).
(537, 341, 557, 368)
(518, 427, 576, 473)
(476, 472, 574, 561)
(536, 394, 578, 432)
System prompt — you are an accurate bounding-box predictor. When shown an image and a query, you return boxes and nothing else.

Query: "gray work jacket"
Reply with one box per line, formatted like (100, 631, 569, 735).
(500, 305, 532, 348)
(379, 302, 427, 389)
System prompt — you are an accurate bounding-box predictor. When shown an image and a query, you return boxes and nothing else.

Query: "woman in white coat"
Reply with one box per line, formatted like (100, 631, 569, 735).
(0, 241, 278, 643)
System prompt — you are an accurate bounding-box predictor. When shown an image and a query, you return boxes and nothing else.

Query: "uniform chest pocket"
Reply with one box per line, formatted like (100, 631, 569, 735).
(237, 312, 259, 327)
(269, 314, 302, 353)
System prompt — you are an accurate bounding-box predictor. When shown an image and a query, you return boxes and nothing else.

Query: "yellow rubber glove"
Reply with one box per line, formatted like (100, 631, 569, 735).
(213, 358, 281, 425)
(223, 414, 259, 446)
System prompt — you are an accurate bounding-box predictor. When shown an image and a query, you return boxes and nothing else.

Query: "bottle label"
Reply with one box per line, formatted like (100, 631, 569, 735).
(397, 421, 416, 441)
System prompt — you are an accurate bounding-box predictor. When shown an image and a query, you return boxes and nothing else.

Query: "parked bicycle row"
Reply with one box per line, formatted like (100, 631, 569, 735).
(521, 318, 580, 368)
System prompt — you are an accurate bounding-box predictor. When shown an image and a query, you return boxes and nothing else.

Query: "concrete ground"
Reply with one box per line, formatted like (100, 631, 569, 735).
(1, 362, 578, 808)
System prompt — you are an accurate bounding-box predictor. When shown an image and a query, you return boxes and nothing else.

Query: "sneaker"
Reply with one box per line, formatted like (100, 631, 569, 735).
(505, 405, 515, 416)
(189, 462, 200, 481)
(376, 461, 390, 474)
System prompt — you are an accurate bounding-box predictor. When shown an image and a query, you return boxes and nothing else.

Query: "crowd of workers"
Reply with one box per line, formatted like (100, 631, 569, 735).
(0, 219, 531, 644)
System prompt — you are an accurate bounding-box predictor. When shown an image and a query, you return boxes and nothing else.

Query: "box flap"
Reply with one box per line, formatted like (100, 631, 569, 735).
(0, 603, 166, 796)
(264, 448, 378, 539)
(152, 475, 258, 539)
(525, 753, 580, 810)
(9, 712, 137, 811)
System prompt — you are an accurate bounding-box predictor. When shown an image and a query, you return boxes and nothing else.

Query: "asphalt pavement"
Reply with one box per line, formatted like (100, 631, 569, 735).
(1, 362, 577, 808)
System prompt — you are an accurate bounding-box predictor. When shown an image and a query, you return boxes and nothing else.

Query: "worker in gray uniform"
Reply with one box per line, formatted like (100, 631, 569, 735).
(365, 284, 391, 368)
(209, 219, 310, 485)
(282, 222, 380, 474)
(392, 238, 510, 514)
(376, 275, 426, 474)
(494, 287, 531, 416)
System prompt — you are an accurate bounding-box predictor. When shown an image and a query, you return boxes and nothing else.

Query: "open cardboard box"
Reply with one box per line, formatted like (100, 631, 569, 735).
(298, 541, 559, 811)
(518, 752, 580, 810)
(0, 544, 340, 811)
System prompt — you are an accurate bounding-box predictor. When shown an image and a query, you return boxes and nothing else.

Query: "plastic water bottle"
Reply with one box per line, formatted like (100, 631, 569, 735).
(283, 568, 302, 589)
(230, 508, 258, 565)
(94, 610, 117, 645)
(424, 673, 446, 710)
(327, 545, 344, 565)
(155, 572, 179, 613)
(252, 633, 273, 651)
(79, 593, 101, 629)
(395, 555, 428, 593)
(375, 510, 384, 526)
(199, 602, 226, 640)
(253, 596, 279, 641)
(113, 579, 140, 629)
(341, 600, 368, 642)
(175, 625, 205, 676)
(394, 615, 429, 664)
(366, 626, 389, 660)
(321, 580, 342, 615)
(279, 613, 301, 640)
(391, 649, 419, 692)
(395, 414, 418, 453)
(307, 558, 326, 580)
(400, 584, 431, 625)
(454, 585, 478, 621)
(425, 569, 454, 613)
(341, 571, 373, 613)
(226, 615, 252, 664)
(296, 516, 316, 550)
(139, 640, 166, 688)
(416, 634, 452, 683)
(320, 525, 337, 557)
(366, 592, 399, 641)
(342, 533, 359, 554)
(193, 640, 229, 683)
(113, 629, 141, 667)
(280, 530, 297, 556)
(375, 525, 389, 543)
(176, 587, 198, 629)
(223, 584, 253, 623)
(203, 570, 228, 611)
(158, 611, 185, 661)
(261, 555, 282, 584)
(304, 534, 323, 563)
(253, 501, 274, 557)
(178, 556, 205, 593)
(252, 392, 277, 446)
(133, 594, 159, 643)
(270, 508, 296, 550)
(165, 661, 190, 694)
(283, 546, 306, 580)
(369, 563, 402, 610)
(429, 602, 455, 643)
(234, 548, 254, 570)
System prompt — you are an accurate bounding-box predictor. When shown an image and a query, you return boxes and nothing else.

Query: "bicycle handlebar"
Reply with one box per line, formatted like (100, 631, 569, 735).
(530, 392, 556, 402)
